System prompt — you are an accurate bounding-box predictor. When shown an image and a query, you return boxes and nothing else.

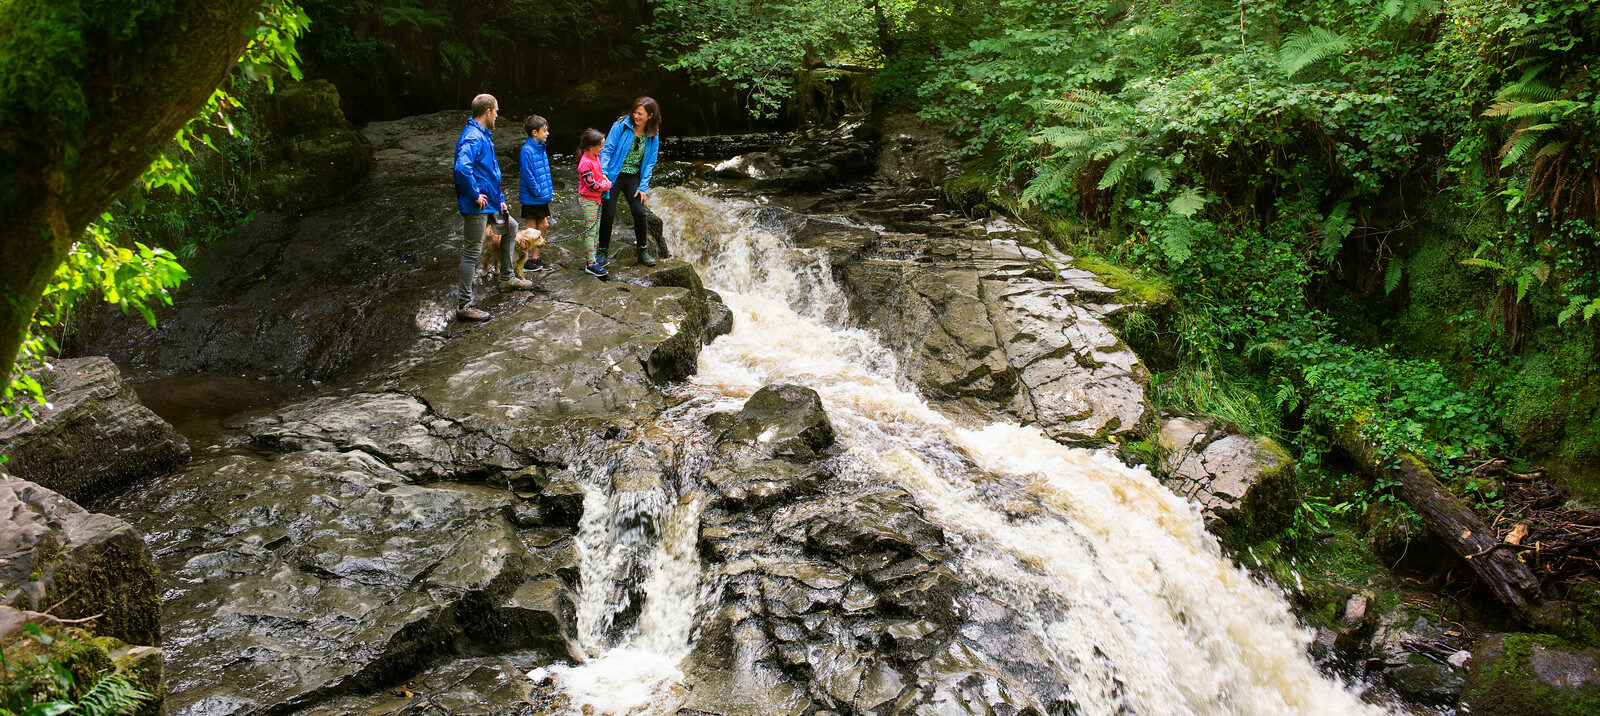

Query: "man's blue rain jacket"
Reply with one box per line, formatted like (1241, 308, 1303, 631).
(453, 117, 502, 214)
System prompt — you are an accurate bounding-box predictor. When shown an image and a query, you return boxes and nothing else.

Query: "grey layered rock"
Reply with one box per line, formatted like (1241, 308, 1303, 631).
(0, 476, 161, 646)
(714, 384, 835, 462)
(1156, 415, 1296, 531)
(0, 357, 188, 503)
(101, 448, 579, 716)
(681, 385, 1073, 714)
(775, 200, 1150, 443)
(74, 111, 712, 384)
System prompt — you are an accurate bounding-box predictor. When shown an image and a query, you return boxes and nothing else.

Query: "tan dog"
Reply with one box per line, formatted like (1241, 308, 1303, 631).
(480, 226, 544, 280)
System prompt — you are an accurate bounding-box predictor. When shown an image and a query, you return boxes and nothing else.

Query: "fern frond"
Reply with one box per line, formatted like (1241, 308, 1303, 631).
(1278, 26, 1351, 78)
(1384, 255, 1404, 295)
(1158, 221, 1195, 264)
(1168, 186, 1206, 217)
(1500, 128, 1550, 166)
(73, 672, 151, 716)
(1097, 151, 1137, 191)
(1144, 166, 1171, 193)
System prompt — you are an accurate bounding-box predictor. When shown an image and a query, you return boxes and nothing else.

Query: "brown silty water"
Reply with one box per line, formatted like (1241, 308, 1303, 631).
(548, 188, 1387, 715)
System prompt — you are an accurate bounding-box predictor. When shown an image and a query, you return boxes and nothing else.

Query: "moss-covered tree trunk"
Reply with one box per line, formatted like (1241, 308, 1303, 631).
(0, 0, 269, 386)
(1336, 415, 1563, 629)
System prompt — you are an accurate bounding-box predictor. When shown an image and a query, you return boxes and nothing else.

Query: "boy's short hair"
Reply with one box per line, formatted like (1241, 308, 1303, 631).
(470, 94, 497, 117)
(525, 114, 547, 137)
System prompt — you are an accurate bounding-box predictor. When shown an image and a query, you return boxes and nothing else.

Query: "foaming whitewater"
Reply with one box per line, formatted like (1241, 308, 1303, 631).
(551, 444, 717, 715)
(555, 188, 1385, 715)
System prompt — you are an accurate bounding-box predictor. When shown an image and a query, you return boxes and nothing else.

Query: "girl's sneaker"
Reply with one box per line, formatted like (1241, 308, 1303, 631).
(584, 262, 610, 279)
(595, 250, 609, 267)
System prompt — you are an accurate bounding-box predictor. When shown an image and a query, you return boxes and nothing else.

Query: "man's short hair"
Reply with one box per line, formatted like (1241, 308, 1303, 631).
(471, 94, 497, 118)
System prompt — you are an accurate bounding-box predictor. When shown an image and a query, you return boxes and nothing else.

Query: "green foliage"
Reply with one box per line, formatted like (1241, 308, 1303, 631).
(1, 4, 306, 420)
(647, 0, 883, 116)
(1277, 26, 1350, 78)
(0, 218, 188, 419)
(0, 626, 152, 716)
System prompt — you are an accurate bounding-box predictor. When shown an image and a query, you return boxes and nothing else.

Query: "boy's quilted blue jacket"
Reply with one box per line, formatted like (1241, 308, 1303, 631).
(519, 138, 553, 206)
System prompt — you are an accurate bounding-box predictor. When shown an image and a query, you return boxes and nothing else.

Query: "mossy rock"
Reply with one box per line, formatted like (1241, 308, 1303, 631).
(1463, 633, 1600, 716)
(0, 608, 166, 716)
(259, 127, 374, 210)
(275, 78, 348, 137)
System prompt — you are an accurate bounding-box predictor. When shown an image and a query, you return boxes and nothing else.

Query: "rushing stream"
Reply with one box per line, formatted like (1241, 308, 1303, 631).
(550, 188, 1383, 715)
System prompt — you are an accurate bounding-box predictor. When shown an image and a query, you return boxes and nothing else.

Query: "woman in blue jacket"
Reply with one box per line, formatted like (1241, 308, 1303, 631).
(597, 97, 661, 266)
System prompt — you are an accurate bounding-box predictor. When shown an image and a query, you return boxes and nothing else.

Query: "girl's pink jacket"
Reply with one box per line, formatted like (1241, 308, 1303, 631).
(577, 152, 612, 201)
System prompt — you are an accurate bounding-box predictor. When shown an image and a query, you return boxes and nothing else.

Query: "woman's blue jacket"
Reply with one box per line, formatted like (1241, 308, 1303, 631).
(598, 116, 659, 199)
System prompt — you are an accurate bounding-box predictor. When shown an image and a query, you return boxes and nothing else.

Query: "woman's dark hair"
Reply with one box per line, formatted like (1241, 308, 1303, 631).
(626, 96, 661, 137)
(577, 128, 605, 161)
(524, 114, 547, 137)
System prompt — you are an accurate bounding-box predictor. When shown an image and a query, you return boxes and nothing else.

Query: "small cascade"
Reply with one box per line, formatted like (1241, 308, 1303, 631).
(553, 187, 1386, 715)
(552, 433, 721, 714)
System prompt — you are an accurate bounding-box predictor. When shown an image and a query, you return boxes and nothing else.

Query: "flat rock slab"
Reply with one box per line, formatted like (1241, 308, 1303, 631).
(394, 266, 704, 438)
(101, 448, 577, 715)
(0, 356, 188, 503)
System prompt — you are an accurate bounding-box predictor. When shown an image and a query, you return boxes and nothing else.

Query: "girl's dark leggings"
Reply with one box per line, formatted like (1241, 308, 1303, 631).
(598, 171, 647, 252)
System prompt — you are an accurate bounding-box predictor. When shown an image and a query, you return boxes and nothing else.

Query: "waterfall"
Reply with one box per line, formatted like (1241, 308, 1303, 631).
(552, 188, 1384, 715)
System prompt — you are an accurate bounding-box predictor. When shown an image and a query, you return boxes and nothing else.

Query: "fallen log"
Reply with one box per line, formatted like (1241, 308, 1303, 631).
(1335, 416, 1563, 630)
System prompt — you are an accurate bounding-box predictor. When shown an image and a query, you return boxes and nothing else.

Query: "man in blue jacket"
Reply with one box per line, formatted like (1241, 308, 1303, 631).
(453, 94, 532, 321)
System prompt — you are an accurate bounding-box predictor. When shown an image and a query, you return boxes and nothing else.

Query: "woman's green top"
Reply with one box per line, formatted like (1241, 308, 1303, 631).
(621, 134, 646, 173)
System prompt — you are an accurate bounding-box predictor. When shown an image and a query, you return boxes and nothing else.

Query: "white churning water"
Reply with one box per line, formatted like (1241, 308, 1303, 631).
(551, 188, 1385, 715)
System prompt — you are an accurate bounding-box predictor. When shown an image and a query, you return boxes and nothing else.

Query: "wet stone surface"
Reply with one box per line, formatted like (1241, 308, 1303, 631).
(750, 197, 1152, 444)
(681, 385, 1075, 715)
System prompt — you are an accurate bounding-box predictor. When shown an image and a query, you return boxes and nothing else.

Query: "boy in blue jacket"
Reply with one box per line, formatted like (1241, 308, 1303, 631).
(452, 94, 532, 322)
(518, 114, 553, 272)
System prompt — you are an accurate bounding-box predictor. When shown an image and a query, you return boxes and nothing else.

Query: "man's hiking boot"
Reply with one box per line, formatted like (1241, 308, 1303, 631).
(637, 246, 657, 266)
(455, 306, 490, 321)
(584, 262, 610, 279)
(500, 277, 534, 291)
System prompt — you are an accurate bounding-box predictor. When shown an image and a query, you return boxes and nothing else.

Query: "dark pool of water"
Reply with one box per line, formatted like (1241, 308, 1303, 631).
(131, 372, 319, 450)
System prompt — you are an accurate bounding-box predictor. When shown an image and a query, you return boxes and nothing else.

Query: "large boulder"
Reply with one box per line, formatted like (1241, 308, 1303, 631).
(784, 200, 1151, 444)
(1155, 415, 1297, 536)
(680, 387, 1071, 714)
(0, 356, 188, 503)
(1463, 633, 1600, 715)
(0, 476, 161, 646)
(714, 384, 835, 463)
(101, 448, 579, 715)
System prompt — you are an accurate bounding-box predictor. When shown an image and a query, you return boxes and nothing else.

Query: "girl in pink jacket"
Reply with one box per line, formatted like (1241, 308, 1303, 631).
(577, 128, 613, 278)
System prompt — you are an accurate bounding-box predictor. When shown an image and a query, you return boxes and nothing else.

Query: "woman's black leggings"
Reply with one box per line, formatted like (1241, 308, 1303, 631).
(598, 171, 647, 253)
